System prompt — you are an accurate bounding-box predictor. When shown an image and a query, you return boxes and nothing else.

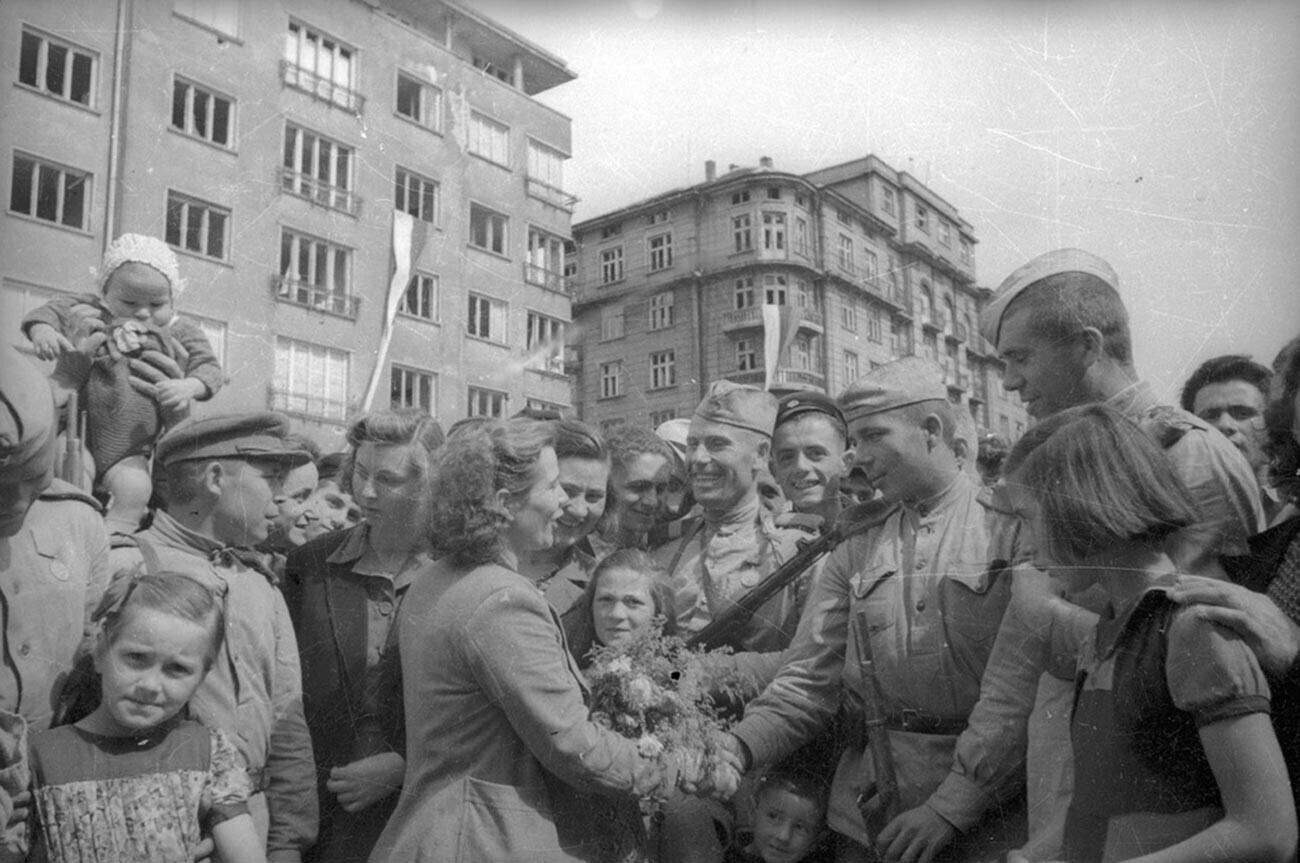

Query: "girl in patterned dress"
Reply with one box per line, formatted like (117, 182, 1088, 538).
(27, 573, 263, 863)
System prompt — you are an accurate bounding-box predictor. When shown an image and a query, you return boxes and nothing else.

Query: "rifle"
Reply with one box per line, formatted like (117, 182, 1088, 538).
(852, 603, 901, 854)
(60, 389, 88, 491)
(685, 499, 893, 652)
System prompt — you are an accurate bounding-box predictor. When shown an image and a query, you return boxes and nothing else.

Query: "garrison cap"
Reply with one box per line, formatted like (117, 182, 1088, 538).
(0, 343, 56, 470)
(775, 390, 847, 438)
(838, 357, 948, 422)
(693, 380, 778, 438)
(156, 411, 312, 467)
(980, 248, 1119, 346)
(654, 417, 691, 460)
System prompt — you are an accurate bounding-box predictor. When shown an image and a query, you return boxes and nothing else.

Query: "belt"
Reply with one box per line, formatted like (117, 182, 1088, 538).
(884, 709, 968, 736)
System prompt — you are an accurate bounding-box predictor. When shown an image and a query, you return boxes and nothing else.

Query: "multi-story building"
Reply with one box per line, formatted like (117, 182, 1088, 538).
(2, 0, 576, 446)
(568, 156, 1029, 441)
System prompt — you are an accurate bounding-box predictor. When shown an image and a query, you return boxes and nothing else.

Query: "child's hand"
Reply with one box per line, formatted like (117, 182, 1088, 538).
(326, 752, 404, 813)
(27, 324, 72, 360)
(6, 789, 30, 829)
(154, 377, 206, 410)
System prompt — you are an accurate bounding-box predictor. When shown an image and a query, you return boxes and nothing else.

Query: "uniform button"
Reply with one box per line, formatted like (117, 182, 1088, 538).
(18, 643, 31, 656)
(377, 598, 394, 616)
(915, 559, 927, 569)
(915, 600, 926, 612)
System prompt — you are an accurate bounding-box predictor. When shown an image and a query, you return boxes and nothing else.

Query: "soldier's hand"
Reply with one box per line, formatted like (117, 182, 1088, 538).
(1170, 574, 1300, 678)
(875, 804, 956, 863)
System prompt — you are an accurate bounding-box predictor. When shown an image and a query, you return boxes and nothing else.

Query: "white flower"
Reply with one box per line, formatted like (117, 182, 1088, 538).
(607, 656, 633, 675)
(637, 734, 665, 758)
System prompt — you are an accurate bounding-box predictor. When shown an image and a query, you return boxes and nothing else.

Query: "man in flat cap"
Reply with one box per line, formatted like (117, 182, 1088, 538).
(723, 358, 1022, 863)
(944, 248, 1266, 859)
(770, 390, 850, 526)
(653, 380, 814, 654)
(0, 342, 109, 861)
(109, 412, 318, 861)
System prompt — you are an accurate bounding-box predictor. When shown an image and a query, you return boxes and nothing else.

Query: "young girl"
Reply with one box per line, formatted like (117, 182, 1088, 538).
(27, 573, 264, 863)
(561, 548, 678, 667)
(726, 768, 830, 863)
(1004, 404, 1296, 863)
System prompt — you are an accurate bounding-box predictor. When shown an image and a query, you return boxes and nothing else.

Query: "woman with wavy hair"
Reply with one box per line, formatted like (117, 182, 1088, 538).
(370, 418, 722, 862)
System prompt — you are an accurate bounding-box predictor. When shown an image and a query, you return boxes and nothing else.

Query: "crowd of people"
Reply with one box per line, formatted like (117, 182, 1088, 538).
(0, 237, 1297, 863)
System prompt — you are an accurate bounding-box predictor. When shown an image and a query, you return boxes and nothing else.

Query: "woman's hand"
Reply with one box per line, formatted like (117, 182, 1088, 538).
(326, 752, 405, 813)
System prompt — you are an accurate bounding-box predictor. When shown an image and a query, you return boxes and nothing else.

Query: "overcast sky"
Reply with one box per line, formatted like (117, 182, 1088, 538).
(467, 0, 1300, 400)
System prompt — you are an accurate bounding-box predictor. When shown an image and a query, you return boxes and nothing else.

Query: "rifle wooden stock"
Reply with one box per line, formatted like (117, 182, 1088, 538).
(684, 521, 845, 651)
(852, 605, 901, 842)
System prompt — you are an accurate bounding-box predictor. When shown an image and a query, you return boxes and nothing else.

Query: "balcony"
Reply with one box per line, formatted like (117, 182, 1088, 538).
(526, 176, 579, 212)
(726, 367, 827, 390)
(272, 275, 361, 319)
(525, 263, 569, 294)
(720, 304, 824, 333)
(280, 60, 364, 114)
(279, 168, 360, 216)
(947, 321, 968, 343)
(922, 310, 947, 333)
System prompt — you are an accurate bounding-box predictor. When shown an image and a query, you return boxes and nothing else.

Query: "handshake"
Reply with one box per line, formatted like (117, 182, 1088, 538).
(673, 732, 748, 801)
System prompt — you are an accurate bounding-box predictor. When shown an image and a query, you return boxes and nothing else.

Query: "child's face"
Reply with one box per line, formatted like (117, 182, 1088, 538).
(592, 567, 656, 647)
(102, 263, 173, 326)
(750, 788, 822, 863)
(93, 608, 211, 735)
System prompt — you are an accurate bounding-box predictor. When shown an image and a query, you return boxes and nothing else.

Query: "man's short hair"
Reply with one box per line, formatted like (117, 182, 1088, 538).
(1008, 272, 1132, 363)
(898, 399, 959, 448)
(1179, 354, 1272, 412)
(606, 425, 675, 472)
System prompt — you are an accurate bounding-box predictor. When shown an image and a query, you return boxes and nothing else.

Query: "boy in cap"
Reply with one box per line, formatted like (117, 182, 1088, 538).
(770, 390, 850, 526)
(23, 233, 225, 534)
(722, 358, 1022, 863)
(653, 380, 814, 654)
(108, 412, 317, 861)
(0, 342, 109, 861)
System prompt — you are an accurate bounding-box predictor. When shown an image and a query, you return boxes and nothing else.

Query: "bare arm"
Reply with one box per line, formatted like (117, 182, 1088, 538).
(210, 813, 268, 863)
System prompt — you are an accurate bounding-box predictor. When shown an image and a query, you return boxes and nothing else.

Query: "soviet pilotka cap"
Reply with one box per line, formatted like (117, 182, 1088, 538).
(693, 380, 779, 438)
(775, 390, 847, 439)
(155, 411, 313, 466)
(838, 356, 948, 421)
(979, 248, 1119, 346)
(0, 342, 56, 470)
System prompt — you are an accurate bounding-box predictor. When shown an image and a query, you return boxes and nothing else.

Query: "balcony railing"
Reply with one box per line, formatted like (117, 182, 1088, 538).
(721, 304, 824, 332)
(280, 60, 364, 113)
(922, 310, 947, 332)
(525, 176, 578, 212)
(279, 167, 360, 216)
(726, 367, 827, 389)
(272, 274, 361, 319)
(525, 263, 569, 294)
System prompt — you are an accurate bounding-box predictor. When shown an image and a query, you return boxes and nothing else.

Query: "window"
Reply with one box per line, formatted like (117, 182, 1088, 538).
(649, 409, 676, 428)
(649, 291, 674, 330)
(468, 111, 510, 166)
(736, 339, 756, 371)
(836, 209, 852, 226)
(915, 203, 930, 233)
(838, 235, 854, 273)
(273, 336, 349, 421)
(600, 224, 622, 240)
(793, 334, 813, 371)
(395, 72, 441, 131)
(600, 246, 624, 284)
(840, 302, 858, 333)
(732, 214, 753, 253)
(763, 274, 787, 306)
(863, 250, 879, 281)
(526, 140, 569, 208)
(648, 232, 673, 271)
(795, 193, 807, 208)
(390, 365, 435, 412)
(398, 271, 438, 320)
(938, 220, 951, 246)
(526, 312, 565, 374)
(793, 217, 808, 256)
(395, 167, 439, 223)
(881, 186, 896, 215)
(18, 28, 95, 107)
(469, 203, 508, 255)
(526, 227, 565, 291)
(842, 350, 859, 383)
(472, 55, 512, 84)
(960, 238, 972, 264)
(174, 0, 238, 37)
(731, 191, 750, 205)
(867, 310, 883, 343)
(172, 79, 232, 147)
(600, 361, 623, 398)
(734, 277, 754, 309)
(9, 153, 89, 230)
(766, 187, 781, 200)
(468, 387, 506, 418)
(795, 279, 814, 309)
(649, 350, 676, 389)
(648, 210, 669, 225)
(600, 306, 625, 341)
(467, 293, 507, 343)
(166, 192, 228, 260)
(283, 21, 360, 112)
(282, 124, 356, 214)
(277, 229, 356, 316)
(762, 212, 785, 251)
(600, 418, 626, 434)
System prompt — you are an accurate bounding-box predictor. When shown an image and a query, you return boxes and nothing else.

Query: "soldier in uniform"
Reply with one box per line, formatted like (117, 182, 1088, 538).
(769, 390, 850, 529)
(0, 343, 110, 861)
(654, 380, 816, 654)
(723, 358, 1020, 863)
(109, 412, 318, 862)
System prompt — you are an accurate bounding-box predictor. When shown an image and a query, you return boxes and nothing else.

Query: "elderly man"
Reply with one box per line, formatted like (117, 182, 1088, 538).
(654, 380, 814, 654)
(1181, 354, 1282, 524)
(725, 358, 1020, 863)
(769, 390, 849, 526)
(110, 413, 318, 862)
(0, 343, 109, 861)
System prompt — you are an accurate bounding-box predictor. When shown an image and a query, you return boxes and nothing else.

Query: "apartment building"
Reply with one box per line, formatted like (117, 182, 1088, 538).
(2, 0, 576, 446)
(568, 156, 1029, 441)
